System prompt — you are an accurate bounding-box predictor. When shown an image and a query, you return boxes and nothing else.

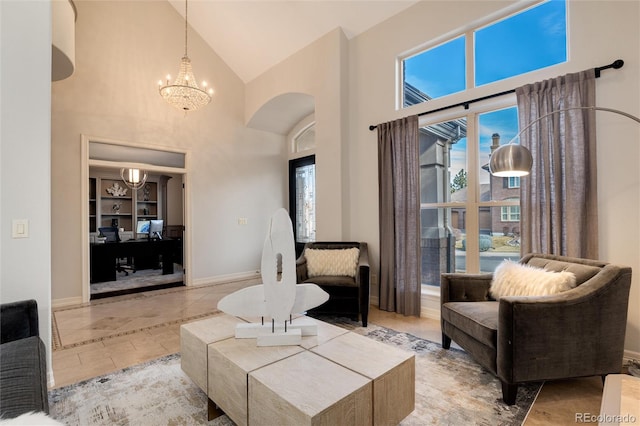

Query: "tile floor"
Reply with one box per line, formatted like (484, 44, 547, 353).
(51, 280, 604, 424)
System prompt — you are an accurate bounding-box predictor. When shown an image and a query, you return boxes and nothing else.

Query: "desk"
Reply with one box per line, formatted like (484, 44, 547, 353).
(90, 238, 180, 283)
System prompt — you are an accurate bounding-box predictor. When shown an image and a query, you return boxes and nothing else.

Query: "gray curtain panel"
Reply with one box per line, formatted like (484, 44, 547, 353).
(377, 115, 421, 316)
(516, 70, 598, 259)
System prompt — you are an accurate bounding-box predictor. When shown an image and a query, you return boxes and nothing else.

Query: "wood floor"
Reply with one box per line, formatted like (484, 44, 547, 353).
(51, 280, 604, 425)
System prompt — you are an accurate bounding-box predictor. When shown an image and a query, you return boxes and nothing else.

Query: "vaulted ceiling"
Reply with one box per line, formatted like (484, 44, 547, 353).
(167, 0, 420, 83)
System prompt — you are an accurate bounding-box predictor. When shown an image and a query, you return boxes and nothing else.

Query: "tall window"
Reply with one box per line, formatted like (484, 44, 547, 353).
(419, 107, 522, 286)
(403, 0, 567, 106)
(407, 1, 567, 285)
(404, 37, 465, 104)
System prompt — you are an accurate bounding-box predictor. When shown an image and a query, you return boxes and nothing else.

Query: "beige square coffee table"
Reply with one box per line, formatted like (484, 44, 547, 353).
(249, 351, 373, 425)
(311, 332, 415, 425)
(208, 335, 305, 425)
(180, 314, 415, 425)
(180, 313, 240, 394)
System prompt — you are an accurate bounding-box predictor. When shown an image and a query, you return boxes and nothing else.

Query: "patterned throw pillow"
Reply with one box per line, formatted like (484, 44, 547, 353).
(490, 260, 577, 299)
(305, 248, 360, 278)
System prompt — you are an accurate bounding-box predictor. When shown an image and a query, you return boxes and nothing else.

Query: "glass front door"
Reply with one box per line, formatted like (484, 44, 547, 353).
(289, 155, 316, 257)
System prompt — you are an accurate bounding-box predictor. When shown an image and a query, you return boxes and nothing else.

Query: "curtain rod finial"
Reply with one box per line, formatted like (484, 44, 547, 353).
(369, 125, 377, 131)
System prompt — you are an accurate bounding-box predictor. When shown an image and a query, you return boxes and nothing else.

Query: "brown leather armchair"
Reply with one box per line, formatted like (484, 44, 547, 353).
(441, 253, 632, 405)
(296, 242, 370, 326)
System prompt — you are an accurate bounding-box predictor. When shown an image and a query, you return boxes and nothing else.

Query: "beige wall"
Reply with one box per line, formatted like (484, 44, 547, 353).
(1, 0, 53, 380)
(345, 1, 640, 354)
(246, 28, 350, 242)
(51, 0, 287, 302)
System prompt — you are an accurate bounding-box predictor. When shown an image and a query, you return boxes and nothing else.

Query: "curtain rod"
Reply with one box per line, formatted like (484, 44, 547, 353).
(368, 59, 624, 131)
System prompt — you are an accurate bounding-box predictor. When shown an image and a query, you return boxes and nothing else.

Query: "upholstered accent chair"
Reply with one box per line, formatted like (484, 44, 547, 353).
(0, 300, 49, 418)
(296, 242, 370, 326)
(441, 253, 632, 405)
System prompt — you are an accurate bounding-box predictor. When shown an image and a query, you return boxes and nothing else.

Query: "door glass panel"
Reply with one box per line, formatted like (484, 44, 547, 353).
(295, 163, 316, 244)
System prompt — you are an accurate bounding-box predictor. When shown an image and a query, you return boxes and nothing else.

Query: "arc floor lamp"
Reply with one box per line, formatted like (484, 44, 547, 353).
(489, 106, 640, 177)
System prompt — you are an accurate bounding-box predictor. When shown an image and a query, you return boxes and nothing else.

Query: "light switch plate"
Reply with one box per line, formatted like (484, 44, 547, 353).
(12, 219, 29, 238)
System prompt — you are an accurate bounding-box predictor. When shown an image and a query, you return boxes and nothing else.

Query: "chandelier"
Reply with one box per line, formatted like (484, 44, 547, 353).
(158, 0, 213, 112)
(120, 168, 148, 190)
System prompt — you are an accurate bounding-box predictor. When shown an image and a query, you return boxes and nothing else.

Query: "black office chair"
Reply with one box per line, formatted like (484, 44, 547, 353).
(98, 226, 119, 242)
(97, 227, 135, 276)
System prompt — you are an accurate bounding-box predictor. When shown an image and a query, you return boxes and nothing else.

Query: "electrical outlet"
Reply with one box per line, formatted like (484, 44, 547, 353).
(238, 217, 248, 225)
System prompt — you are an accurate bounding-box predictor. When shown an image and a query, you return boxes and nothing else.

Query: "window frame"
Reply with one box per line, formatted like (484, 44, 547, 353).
(419, 98, 520, 275)
(501, 205, 521, 222)
(293, 122, 316, 154)
(507, 176, 521, 188)
(399, 0, 567, 110)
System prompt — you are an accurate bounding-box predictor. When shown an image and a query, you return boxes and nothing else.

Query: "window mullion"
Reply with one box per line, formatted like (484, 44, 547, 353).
(466, 29, 475, 90)
(465, 112, 480, 273)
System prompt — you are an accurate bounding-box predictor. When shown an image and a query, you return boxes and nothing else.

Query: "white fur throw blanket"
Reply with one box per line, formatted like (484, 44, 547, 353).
(490, 260, 577, 299)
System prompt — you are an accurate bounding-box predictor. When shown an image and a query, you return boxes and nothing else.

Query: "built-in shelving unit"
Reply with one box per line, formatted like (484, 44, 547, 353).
(89, 176, 160, 233)
(89, 177, 97, 233)
(136, 182, 158, 221)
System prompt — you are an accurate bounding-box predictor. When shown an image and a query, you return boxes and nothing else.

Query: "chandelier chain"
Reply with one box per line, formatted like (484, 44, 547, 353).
(184, 0, 188, 57)
(158, 0, 213, 111)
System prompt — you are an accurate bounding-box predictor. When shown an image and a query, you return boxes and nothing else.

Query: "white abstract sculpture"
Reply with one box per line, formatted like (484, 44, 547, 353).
(217, 209, 329, 346)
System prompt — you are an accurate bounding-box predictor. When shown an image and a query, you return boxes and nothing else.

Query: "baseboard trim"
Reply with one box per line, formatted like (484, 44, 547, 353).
(624, 349, 640, 364)
(52, 296, 83, 308)
(190, 270, 260, 287)
(48, 370, 55, 388)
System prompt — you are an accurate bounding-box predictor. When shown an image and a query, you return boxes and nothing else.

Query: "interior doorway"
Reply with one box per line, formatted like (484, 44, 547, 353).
(81, 136, 190, 303)
(88, 167, 185, 299)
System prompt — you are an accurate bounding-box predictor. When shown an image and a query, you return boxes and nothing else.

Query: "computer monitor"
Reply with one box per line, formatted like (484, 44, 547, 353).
(136, 220, 150, 236)
(149, 219, 164, 239)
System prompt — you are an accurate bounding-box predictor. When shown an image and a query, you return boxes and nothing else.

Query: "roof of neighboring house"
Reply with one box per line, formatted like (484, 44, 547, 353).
(450, 183, 491, 202)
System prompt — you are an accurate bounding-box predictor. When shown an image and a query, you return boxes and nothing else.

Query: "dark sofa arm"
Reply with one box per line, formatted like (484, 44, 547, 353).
(296, 257, 308, 283)
(0, 300, 39, 344)
(357, 244, 370, 323)
(356, 243, 370, 279)
(440, 273, 494, 304)
(497, 265, 632, 384)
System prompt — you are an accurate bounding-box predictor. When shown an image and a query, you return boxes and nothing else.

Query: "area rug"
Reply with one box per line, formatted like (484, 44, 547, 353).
(49, 323, 540, 425)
